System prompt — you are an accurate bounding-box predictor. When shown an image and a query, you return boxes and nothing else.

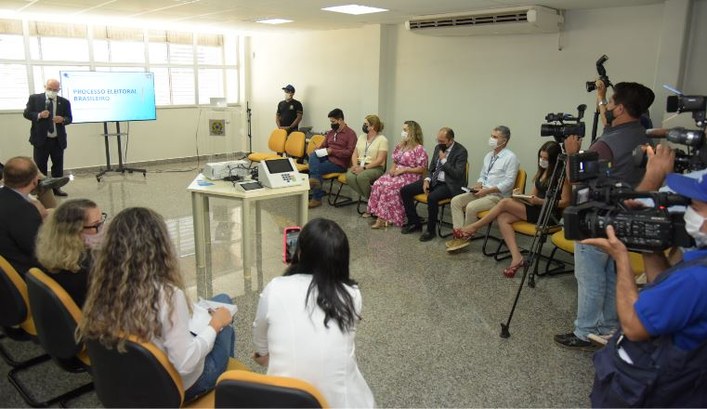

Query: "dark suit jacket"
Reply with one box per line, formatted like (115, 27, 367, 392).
(0, 187, 42, 276)
(429, 141, 468, 196)
(23, 93, 73, 150)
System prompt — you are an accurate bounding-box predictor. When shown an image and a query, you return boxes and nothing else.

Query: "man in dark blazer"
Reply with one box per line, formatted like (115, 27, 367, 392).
(0, 157, 43, 276)
(401, 127, 468, 242)
(23, 78, 72, 196)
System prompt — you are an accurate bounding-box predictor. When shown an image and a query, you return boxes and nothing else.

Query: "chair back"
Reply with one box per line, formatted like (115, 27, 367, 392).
(215, 370, 328, 408)
(87, 336, 185, 408)
(0, 255, 36, 335)
(284, 131, 306, 159)
(307, 135, 326, 156)
(26, 268, 85, 364)
(514, 168, 527, 194)
(268, 129, 288, 154)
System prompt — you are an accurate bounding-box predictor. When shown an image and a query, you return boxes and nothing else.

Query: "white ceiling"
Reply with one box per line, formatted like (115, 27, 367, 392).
(0, 0, 665, 33)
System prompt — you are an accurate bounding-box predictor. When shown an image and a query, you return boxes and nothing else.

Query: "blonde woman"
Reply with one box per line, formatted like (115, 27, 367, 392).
(35, 199, 104, 306)
(368, 121, 428, 228)
(78, 207, 235, 401)
(345, 114, 388, 216)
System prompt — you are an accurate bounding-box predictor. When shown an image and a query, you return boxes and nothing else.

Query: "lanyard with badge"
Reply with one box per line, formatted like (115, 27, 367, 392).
(361, 135, 377, 167)
(482, 152, 500, 184)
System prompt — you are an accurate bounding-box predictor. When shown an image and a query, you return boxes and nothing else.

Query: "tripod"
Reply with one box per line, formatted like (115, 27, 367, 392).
(96, 122, 146, 182)
(246, 101, 253, 155)
(500, 152, 568, 339)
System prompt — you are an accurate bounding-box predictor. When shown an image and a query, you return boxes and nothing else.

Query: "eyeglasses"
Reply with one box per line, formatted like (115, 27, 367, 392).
(83, 213, 107, 233)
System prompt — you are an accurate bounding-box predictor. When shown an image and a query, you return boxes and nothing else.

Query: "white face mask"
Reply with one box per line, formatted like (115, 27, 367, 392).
(400, 131, 408, 140)
(45, 90, 57, 99)
(488, 137, 498, 149)
(684, 205, 707, 247)
(81, 229, 105, 250)
(539, 158, 549, 169)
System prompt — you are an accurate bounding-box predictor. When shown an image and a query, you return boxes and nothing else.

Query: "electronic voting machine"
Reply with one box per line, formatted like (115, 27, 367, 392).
(257, 158, 303, 188)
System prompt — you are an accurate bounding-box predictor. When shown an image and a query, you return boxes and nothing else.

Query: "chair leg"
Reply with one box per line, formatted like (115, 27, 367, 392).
(0, 332, 46, 368)
(437, 205, 453, 238)
(8, 358, 94, 408)
(357, 197, 368, 215)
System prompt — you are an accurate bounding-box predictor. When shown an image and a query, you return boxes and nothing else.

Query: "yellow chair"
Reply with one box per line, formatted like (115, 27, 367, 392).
(297, 134, 325, 173)
(546, 229, 647, 278)
(87, 335, 250, 408)
(248, 129, 287, 163)
(284, 131, 306, 161)
(414, 162, 469, 238)
(215, 370, 329, 408)
(478, 168, 527, 250)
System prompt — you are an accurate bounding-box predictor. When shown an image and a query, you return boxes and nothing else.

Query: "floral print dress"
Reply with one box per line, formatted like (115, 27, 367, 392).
(367, 144, 428, 226)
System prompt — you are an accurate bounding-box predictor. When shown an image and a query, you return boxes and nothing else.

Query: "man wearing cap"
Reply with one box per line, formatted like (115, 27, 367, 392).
(581, 169, 707, 406)
(276, 84, 303, 134)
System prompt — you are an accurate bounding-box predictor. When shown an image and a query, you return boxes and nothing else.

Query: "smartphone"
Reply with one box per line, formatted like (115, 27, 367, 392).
(283, 226, 301, 264)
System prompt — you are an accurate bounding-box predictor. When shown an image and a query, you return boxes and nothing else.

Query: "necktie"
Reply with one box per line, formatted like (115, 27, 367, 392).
(430, 158, 443, 187)
(47, 99, 55, 133)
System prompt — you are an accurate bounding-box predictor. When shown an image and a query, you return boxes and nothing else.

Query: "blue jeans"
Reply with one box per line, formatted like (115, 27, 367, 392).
(573, 243, 618, 340)
(307, 152, 345, 200)
(184, 293, 236, 401)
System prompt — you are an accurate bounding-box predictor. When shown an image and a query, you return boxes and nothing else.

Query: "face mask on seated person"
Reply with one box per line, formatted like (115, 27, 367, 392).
(684, 205, 707, 247)
(539, 158, 549, 169)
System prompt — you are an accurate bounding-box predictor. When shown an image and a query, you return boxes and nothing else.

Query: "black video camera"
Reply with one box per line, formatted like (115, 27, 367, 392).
(634, 93, 707, 173)
(586, 55, 613, 92)
(540, 104, 587, 143)
(564, 150, 693, 251)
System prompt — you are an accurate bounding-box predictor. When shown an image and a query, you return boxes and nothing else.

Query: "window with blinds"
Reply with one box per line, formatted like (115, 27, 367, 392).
(0, 18, 239, 110)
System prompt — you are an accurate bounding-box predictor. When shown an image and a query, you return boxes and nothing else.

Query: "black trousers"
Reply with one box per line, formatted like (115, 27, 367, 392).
(401, 179, 453, 234)
(33, 138, 64, 178)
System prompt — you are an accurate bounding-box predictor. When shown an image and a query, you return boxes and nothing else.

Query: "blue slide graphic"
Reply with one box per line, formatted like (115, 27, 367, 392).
(60, 71, 157, 123)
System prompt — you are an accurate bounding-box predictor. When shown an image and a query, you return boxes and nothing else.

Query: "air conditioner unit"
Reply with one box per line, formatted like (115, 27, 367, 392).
(405, 6, 563, 36)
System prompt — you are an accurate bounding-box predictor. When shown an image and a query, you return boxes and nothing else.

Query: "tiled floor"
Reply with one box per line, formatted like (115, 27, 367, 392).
(0, 160, 594, 407)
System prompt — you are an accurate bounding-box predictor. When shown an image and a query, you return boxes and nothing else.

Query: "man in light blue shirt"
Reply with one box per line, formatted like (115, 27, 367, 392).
(448, 126, 519, 248)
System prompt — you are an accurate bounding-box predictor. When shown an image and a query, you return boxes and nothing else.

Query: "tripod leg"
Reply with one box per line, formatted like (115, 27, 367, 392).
(500, 259, 533, 338)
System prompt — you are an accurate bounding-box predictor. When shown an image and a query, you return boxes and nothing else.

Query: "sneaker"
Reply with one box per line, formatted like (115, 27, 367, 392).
(553, 333, 598, 351)
(308, 199, 322, 209)
(446, 238, 471, 252)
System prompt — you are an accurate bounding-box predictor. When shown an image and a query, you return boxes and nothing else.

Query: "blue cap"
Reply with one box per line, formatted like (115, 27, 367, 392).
(282, 84, 295, 93)
(666, 172, 707, 202)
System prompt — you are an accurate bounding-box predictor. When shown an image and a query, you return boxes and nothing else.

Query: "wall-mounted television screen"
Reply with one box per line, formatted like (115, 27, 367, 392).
(60, 71, 157, 123)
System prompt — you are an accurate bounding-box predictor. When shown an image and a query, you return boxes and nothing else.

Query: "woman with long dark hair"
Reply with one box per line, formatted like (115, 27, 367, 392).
(252, 218, 375, 408)
(449, 141, 570, 277)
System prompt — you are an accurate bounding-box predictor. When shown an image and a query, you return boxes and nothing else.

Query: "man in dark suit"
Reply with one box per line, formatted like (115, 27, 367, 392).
(0, 157, 43, 276)
(23, 78, 72, 196)
(401, 127, 468, 242)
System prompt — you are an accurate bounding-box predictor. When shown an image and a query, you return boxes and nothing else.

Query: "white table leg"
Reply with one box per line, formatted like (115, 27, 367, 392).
(242, 198, 252, 280)
(298, 191, 309, 226)
(192, 192, 213, 298)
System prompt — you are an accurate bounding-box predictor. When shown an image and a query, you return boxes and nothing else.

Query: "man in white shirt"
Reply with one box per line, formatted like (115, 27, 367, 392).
(447, 126, 519, 249)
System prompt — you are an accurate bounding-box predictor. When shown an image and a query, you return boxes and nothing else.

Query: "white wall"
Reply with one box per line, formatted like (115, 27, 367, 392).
(0, 106, 245, 170)
(245, 2, 696, 182)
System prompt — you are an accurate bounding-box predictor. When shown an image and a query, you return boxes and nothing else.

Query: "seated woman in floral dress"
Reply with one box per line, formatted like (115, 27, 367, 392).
(368, 120, 428, 229)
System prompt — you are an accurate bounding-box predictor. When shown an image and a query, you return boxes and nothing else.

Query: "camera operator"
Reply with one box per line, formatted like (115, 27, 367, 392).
(581, 169, 707, 407)
(555, 80, 655, 350)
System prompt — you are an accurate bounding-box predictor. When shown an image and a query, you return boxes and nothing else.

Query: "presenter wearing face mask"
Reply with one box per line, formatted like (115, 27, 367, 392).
(345, 115, 388, 215)
(23, 79, 73, 196)
(401, 127, 468, 242)
(581, 170, 707, 407)
(35, 199, 105, 307)
(275, 84, 303, 134)
(447, 126, 519, 248)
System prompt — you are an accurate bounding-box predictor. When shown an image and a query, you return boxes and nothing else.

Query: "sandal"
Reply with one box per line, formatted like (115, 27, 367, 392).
(503, 260, 526, 278)
(371, 219, 389, 229)
(452, 228, 474, 240)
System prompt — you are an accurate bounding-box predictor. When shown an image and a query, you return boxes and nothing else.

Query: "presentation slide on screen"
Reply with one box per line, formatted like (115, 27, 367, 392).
(60, 71, 157, 123)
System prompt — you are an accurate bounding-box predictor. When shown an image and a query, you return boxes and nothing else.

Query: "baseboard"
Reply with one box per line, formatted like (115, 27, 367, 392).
(66, 152, 249, 175)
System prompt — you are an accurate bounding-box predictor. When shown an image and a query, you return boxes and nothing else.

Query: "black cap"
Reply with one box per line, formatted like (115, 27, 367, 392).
(282, 84, 295, 93)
